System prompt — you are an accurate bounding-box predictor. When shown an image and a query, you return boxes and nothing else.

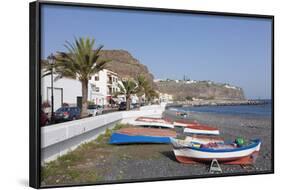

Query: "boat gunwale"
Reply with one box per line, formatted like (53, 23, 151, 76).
(185, 125, 219, 131)
(173, 139, 261, 153)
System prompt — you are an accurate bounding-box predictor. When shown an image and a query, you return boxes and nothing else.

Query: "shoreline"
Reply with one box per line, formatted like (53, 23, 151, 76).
(167, 99, 270, 108)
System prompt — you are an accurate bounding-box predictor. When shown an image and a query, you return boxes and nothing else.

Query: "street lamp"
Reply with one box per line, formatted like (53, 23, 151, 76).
(47, 54, 55, 123)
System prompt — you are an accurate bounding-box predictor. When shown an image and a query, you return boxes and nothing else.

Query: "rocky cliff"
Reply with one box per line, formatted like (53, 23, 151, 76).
(156, 80, 245, 101)
(100, 50, 155, 86)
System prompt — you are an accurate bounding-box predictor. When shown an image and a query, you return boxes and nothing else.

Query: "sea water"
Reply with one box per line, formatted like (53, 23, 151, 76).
(180, 100, 272, 117)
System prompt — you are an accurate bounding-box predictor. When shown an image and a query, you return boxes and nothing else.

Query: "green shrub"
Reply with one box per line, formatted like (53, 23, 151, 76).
(185, 96, 193, 101)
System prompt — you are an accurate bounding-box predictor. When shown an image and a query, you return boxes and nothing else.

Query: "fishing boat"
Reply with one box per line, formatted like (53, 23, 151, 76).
(170, 135, 224, 147)
(173, 120, 199, 127)
(134, 117, 174, 129)
(136, 117, 172, 123)
(133, 121, 174, 128)
(183, 125, 220, 135)
(173, 139, 261, 165)
(109, 127, 177, 144)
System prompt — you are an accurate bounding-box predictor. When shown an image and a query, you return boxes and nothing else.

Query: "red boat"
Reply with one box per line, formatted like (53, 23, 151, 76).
(173, 120, 220, 135)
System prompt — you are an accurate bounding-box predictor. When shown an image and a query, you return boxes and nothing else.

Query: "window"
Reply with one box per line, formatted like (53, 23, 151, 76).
(95, 76, 99, 81)
(91, 84, 96, 90)
(95, 87, 100, 92)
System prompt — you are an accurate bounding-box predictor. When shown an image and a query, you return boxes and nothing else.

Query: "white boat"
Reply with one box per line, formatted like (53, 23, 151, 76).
(170, 136, 224, 147)
(133, 117, 174, 128)
(133, 121, 174, 129)
(173, 139, 261, 165)
(183, 125, 220, 135)
(136, 117, 171, 124)
(173, 121, 200, 127)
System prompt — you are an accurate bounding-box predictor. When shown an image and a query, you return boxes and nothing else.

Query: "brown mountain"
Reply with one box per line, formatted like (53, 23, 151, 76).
(156, 80, 245, 101)
(100, 50, 155, 86)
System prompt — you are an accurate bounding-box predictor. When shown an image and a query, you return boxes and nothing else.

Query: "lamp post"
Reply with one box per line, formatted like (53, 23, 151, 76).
(47, 54, 55, 123)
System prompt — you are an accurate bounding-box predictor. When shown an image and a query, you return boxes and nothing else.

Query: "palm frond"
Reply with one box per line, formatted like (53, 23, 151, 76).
(51, 37, 109, 82)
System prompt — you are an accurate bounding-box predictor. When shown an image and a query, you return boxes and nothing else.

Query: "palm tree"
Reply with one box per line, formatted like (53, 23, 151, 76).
(136, 75, 149, 104)
(118, 79, 138, 110)
(145, 86, 159, 103)
(52, 37, 108, 117)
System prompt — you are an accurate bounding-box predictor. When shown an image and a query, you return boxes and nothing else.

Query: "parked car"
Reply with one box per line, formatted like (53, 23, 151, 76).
(54, 106, 81, 122)
(87, 104, 103, 116)
(131, 103, 140, 109)
(40, 110, 50, 126)
(118, 102, 127, 111)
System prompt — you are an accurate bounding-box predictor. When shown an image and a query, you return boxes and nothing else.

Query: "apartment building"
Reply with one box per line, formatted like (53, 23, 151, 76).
(41, 69, 120, 110)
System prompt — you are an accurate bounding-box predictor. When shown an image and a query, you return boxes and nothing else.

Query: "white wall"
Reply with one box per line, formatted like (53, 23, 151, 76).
(41, 104, 165, 163)
(41, 112, 123, 162)
(41, 75, 82, 110)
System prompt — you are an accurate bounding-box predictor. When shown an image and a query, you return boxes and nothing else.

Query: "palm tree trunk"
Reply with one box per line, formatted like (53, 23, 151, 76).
(126, 95, 130, 111)
(81, 80, 89, 117)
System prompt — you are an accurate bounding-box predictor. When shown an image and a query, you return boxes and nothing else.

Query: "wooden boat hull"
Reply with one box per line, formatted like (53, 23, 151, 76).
(174, 151, 259, 165)
(109, 133, 172, 144)
(134, 117, 174, 128)
(133, 121, 174, 128)
(109, 127, 176, 144)
(136, 117, 171, 123)
(173, 120, 198, 127)
(170, 136, 224, 147)
(183, 126, 220, 135)
(173, 120, 220, 135)
(115, 127, 176, 137)
(173, 139, 261, 165)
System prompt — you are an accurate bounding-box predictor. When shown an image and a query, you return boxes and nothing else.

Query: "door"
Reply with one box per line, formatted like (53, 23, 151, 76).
(47, 87, 63, 111)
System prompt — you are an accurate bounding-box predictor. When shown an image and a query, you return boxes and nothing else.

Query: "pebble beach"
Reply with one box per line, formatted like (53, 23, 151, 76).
(41, 107, 273, 186)
(164, 109, 273, 172)
(100, 109, 273, 182)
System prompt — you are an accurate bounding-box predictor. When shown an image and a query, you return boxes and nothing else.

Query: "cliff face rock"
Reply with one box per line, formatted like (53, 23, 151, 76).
(100, 50, 155, 86)
(99, 50, 244, 100)
(156, 80, 245, 101)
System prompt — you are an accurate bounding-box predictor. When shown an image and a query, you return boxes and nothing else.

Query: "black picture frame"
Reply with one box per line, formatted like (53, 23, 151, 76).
(29, 1, 274, 188)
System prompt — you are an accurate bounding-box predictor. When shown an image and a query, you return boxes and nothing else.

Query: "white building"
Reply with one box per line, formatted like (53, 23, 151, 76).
(41, 69, 120, 110)
(89, 69, 119, 106)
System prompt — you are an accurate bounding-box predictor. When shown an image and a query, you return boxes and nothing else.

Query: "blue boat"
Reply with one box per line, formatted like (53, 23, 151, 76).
(109, 133, 172, 144)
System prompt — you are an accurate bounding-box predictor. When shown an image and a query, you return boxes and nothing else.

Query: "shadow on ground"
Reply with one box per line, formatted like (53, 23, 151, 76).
(161, 151, 178, 162)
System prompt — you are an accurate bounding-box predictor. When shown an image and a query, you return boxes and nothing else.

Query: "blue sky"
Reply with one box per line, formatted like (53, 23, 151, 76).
(41, 5, 272, 99)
